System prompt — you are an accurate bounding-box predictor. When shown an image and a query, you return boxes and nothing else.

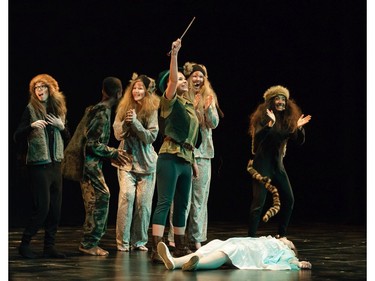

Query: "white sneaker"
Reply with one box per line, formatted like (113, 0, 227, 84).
(157, 242, 175, 270)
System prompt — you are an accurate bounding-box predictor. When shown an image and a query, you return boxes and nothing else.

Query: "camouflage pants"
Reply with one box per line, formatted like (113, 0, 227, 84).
(80, 177, 110, 249)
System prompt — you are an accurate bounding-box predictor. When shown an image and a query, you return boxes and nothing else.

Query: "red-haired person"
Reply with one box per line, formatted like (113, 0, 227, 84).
(14, 74, 70, 259)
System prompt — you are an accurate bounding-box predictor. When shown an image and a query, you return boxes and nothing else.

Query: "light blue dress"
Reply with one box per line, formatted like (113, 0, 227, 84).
(196, 236, 299, 270)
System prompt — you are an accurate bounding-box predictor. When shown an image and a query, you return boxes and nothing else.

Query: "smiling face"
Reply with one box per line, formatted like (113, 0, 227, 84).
(190, 70, 205, 93)
(132, 81, 146, 102)
(176, 72, 188, 94)
(273, 94, 287, 111)
(34, 82, 49, 102)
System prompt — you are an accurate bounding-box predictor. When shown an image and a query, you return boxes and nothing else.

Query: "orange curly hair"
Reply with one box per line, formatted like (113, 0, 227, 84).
(28, 74, 67, 120)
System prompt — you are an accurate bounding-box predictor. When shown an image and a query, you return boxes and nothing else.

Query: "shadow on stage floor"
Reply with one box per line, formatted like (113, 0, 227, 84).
(8, 222, 366, 281)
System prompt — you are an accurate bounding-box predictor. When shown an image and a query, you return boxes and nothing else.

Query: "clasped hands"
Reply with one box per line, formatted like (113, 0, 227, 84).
(125, 109, 136, 125)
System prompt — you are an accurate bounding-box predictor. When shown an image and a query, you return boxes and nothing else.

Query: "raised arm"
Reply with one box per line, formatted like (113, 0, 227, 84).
(165, 39, 181, 100)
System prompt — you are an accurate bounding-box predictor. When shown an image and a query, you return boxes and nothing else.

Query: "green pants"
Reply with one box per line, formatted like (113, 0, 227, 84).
(152, 153, 192, 227)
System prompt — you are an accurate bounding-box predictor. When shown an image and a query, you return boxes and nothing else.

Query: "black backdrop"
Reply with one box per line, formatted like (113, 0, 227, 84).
(9, 0, 366, 227)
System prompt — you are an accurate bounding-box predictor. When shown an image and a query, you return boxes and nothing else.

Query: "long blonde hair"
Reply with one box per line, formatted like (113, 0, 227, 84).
(28, 74, 67, 120)
(116, 74, 160, 124)
(184, 62, 224, 120)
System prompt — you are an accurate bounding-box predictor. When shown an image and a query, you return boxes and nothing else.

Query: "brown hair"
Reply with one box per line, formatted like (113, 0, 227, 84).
(249, 96, 302, 137)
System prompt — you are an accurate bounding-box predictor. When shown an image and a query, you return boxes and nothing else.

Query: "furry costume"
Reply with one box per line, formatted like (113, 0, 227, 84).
(26, 104, 65, 164)
(62, 105, 93, 181)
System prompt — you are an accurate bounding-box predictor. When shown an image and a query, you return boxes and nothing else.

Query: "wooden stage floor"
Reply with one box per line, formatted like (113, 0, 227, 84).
(8, 222, 366, 280)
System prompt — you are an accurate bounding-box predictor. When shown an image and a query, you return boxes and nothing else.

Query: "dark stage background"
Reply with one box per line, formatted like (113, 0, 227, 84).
(9, 1, 366, 228)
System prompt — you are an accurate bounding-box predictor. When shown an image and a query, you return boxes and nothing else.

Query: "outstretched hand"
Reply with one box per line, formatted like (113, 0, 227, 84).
(297, 114, 312, 128)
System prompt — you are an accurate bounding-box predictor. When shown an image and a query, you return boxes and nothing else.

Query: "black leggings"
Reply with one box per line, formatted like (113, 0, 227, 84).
(248, 168, 294, 237)
(22, 163, 62, 246)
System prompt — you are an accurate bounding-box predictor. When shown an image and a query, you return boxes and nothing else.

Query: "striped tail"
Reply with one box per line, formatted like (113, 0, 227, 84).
(247, 160, 281, 222)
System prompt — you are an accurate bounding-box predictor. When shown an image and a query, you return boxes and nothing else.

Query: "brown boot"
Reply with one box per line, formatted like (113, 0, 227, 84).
(150, 236, 164, 263)
(173, 234, 193, 257)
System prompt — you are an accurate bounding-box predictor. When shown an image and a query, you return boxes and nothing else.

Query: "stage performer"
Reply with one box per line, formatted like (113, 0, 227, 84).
(113, 73, 159, 252)
(14, 74, 70, 259)
(78, 77, 128, 256)
(247, 85, 311, 238)
(157, 236, 312, 271)
(150, 38, 200, 263)
(168, 61, 224, 251)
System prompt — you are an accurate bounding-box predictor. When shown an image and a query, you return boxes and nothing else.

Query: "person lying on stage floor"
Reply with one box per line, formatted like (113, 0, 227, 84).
(157, 236, 312, 271)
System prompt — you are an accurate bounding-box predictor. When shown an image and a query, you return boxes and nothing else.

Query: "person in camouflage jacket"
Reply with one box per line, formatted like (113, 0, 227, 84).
(78, 77, 129, 256)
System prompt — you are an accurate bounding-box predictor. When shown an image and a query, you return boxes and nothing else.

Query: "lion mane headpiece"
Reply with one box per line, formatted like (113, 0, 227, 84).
(263, 85, 290, 101)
